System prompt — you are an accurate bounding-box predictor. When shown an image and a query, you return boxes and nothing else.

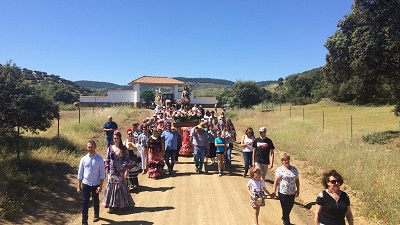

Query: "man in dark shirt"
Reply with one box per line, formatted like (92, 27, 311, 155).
(102, 116, 118, 147)
(252, 127, 275, 181)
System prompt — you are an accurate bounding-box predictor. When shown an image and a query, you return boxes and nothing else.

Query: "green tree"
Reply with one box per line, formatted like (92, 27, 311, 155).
(324, 0, 400, 113)
(53, 87, 78, 104)
(217, 88, 233, 106)
(284, 67, 325, 105)
(277, 77, 284, 87)
(228, 81, 264, 108)
(0, 62, 59, 158)
(140, 90, 155, 103)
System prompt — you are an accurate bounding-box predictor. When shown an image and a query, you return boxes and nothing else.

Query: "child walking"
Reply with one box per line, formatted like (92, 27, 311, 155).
(124, 129, 142, 189)
(214, 130, 226, 176)
(247, 167, 272, 225)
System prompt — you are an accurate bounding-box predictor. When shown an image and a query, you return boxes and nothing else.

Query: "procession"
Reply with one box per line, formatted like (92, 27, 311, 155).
(77, 87, 353, 225)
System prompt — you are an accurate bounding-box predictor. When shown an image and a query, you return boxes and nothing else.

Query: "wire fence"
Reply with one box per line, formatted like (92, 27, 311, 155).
(262, 103, 400, 139)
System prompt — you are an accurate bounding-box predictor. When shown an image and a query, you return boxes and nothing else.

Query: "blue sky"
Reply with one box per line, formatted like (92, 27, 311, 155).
(0, 0, 353, 85)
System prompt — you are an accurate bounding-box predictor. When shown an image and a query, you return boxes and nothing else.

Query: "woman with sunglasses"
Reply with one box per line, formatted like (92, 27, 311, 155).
(314, 169, 354, 225)
(103, 131, 135, 213)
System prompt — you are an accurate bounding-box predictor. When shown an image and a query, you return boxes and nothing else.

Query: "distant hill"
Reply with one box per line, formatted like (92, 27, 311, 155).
(22, 68, 92, 97)
(173, 77, 234, 89)
(75, 78, 278, 97)
(173, 77, 277, 89)
(75, 80, 131, 93)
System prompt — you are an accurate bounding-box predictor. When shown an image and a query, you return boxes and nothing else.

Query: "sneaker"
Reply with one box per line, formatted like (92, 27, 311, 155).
(93, 215, 100, 222)
(218, 172, 222, 177)
(195, 167, 199, 173)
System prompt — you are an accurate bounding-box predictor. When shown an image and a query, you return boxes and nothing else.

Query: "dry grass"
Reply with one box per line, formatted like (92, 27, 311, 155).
(0, 106, 139, 221)
(30, 106, 140, 160)
(231, 100, 400, 224)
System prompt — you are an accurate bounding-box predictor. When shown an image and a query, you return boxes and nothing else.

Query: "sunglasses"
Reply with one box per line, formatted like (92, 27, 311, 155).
(329, 180, 340, 184)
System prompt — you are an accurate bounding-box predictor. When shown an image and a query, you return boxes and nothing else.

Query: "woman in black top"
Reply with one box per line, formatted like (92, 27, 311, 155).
(314, 169, 354, 225)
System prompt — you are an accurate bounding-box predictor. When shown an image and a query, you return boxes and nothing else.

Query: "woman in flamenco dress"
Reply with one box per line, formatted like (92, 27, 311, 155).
(103, 131, 135, 213)
(146, 129, 165, 178)
(179, 126, 194, 156)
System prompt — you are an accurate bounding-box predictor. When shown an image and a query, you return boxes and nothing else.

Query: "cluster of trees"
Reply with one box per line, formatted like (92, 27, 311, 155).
(219, 0, 400, 116)
(174, 77, 235, 86)
(217, 81, 272, 108)
(325, 0, 400, 115)
(0, 62, 60, 158)
(75, 80, 131, 94)
(22, 69, 92, 104)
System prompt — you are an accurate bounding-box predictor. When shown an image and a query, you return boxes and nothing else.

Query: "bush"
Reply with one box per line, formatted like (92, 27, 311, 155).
(363, 131, 400, 144)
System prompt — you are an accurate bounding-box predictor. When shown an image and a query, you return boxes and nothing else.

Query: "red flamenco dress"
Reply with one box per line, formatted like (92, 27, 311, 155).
(147, 136, 165, 178)
(179, 127, 194, 156)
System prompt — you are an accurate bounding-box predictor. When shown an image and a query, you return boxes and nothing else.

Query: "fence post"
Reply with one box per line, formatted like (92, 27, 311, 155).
(322, 111, 324, 130)
(57, 115, 60, 138)
(303, 108, 304, 120)
(351, 115, 353, 141)
(17, 125, 20, 161)
(78, 106, 81, 124)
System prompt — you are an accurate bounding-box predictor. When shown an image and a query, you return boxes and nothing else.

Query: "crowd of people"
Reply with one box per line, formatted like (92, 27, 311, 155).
(77, 105, 354, 225)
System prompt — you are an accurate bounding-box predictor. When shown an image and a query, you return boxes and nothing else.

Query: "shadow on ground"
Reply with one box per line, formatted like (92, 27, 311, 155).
(1, 135, 81, 225)
(10, 159, 80, 225)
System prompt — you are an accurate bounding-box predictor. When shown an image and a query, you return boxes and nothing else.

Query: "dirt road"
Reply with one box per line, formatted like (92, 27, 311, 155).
(67, 145, 314, 225)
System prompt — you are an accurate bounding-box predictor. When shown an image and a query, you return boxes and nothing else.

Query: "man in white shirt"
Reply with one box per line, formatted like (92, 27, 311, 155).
(77, 140, 105, 225)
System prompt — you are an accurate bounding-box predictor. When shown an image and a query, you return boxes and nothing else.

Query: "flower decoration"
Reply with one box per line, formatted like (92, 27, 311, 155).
(172, 110, 188, 123)
(188, 109, 202, 121)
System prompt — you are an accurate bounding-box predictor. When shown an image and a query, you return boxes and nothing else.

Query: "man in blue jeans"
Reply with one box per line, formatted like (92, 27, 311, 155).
(190, 123, 209, 173)
(77, 140, 105, 225)
(161, 122, 179, 175)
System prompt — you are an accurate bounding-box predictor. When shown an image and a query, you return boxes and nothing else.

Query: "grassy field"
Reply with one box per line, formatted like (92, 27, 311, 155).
(227, 99, 400, 224)
(0, 106, 138, 221)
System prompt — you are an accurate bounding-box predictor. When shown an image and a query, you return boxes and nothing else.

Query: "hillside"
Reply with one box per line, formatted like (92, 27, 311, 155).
(75, 80, 131, 93)
(22, 68, 92, 97)
(75, 77, 278, 94)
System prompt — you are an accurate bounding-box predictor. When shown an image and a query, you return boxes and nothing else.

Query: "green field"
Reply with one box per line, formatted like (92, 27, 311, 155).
(230, 99, 400, 224)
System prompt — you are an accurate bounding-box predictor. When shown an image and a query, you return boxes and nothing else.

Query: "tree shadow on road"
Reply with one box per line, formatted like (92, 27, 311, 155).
(7, 159, 80, 225)
(295, 201, 315, 210)
(131, 185, 175, 194)
(174, 161, 194, 165)
(114, 206, 175, 215)
(99, 217, 154, 224)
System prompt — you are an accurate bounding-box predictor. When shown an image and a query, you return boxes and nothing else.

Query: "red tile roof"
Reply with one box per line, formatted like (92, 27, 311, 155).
(128, 76, 184, 85)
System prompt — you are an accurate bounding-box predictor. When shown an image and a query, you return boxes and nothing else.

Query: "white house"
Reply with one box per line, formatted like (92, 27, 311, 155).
(80, 75, 217, 107)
